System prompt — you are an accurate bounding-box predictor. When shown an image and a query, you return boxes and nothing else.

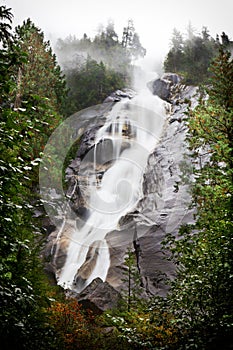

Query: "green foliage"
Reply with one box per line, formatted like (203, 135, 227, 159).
(162, 49, 233, 349)
(121, 19, 146, 60)
(56, 20, 146, 115)
(0, 5, 13, 46)
(164, 26, 221, 85)
(121, 247, 144, 312)
(0, 66, 52, 350)
(0, 7, 66, 349)
(99, 304, 180, 349)
(10, 19, 67, 162)
(64, 56, 126, 115)
(45, 279, 178, 350)
(13, 18, 67, 115)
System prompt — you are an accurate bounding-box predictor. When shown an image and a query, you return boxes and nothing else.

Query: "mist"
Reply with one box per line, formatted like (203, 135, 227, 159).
(3, 0, 233, 68)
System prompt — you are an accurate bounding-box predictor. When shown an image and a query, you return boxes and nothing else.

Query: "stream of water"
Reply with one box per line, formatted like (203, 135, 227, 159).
(58, 87, 166, 292)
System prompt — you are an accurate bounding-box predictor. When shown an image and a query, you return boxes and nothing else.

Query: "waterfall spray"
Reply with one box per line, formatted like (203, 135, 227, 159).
(57, 86, 166, 293)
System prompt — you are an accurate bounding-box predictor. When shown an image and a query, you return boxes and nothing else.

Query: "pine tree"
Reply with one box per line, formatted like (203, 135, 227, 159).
(122, 247, 143, 312)
(0, 8, 55, 349)
(164, 26, 220, 84)
(0, 10, 67, 349)
(64, 56, 125, 114)
(0, 5, 13, 46)
(164, 28, 184, 72)
(10, 19, 68, 158)
(164, 49, 233, 348)
(13, 19, 67, 115)
(121, 19, 146, 60)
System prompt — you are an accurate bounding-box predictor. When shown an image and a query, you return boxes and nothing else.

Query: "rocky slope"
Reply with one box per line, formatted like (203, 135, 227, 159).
(105, 74, 197, 298)
(43, 75, 198, 311)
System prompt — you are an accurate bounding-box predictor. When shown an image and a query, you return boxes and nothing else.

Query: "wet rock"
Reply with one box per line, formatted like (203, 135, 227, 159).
(44, 82, 198, 308)
(106, 225, 136, 289)
(77, 277, 121, 311)
(147, 73, 182, 102)
(103, 82, 198, 298)
(43, 220, 77, 274)
(163, 73, 182, 85)
(127, 83, 198, 294)
(103, 88, 136, 102)
(73, 240, 102, 285)
(136, 225, 174, 296)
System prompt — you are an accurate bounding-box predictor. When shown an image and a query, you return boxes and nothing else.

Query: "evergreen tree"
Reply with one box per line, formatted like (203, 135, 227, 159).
(103, 20, 119, 47)
(164, 26, 220, 85)
(122, 19, 134, 48)
(121, 19, 146, 60)
(64, 56, 125, 115)
(13, 19, 67, 115)
(0, 5, 13, 46)
(10, 19, 67, 158)
(164, 28, 184, 73)
(164, 49, 233, 349)
(91, 21, 131, 74)
(55, 18, 146, 104)
(0, 8, 65, 349)
(122, 247, 143, 312)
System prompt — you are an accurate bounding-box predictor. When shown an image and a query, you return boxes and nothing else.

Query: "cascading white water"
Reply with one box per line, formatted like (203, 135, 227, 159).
(58, 85, 166, 292)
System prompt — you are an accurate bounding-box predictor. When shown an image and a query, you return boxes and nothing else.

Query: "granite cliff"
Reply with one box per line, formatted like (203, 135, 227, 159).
(43, 74, 197, 311)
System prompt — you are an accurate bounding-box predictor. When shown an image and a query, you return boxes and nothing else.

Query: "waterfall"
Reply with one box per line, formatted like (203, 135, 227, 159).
(57, 86, 166, 293)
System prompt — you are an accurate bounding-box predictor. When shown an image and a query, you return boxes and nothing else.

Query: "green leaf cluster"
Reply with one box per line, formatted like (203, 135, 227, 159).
(0, 6, 67, 349)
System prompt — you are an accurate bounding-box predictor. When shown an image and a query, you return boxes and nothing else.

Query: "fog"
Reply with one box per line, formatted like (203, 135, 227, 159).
(3, 0, 233, 69)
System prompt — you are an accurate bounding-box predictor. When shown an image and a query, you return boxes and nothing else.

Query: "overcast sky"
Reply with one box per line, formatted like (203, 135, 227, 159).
(2, 0, 233, 64)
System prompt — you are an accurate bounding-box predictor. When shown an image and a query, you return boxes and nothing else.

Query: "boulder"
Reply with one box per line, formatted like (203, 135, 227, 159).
(147, 73, 182, 102)
(77, 277, 121, 312)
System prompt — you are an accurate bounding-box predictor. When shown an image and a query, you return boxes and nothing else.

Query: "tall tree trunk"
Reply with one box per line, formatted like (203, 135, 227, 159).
(14, 67, 22, 109)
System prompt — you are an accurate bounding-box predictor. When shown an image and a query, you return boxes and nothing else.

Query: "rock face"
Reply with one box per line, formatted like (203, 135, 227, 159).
(44, 80, 198, 310)
(64, 89, 136, 221)
(105, 78, 197, 297)
(75, 277, 121, 312)
(129, 81, 197, 295)
(147, 73, 182, 102)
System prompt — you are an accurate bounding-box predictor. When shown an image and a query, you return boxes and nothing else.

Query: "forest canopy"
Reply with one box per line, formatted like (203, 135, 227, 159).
(55, 19, 146, 115)
(164, 24, 233, 84)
